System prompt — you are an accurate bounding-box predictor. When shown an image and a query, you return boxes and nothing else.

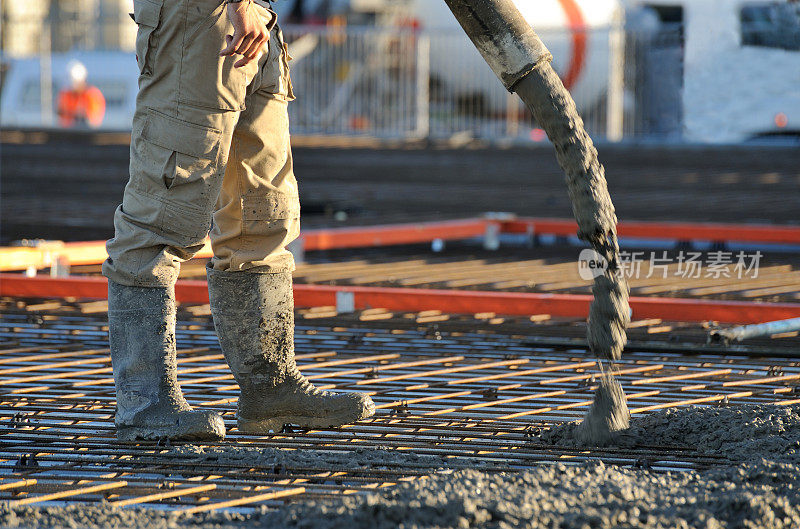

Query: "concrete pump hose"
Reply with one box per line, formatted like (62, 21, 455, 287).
(444, 0, 630, 360)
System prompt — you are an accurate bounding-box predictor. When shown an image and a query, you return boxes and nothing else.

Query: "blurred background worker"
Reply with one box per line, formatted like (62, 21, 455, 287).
(57, 60, 105, 128)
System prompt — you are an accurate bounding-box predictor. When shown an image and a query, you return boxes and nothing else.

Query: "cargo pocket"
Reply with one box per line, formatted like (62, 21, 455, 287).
(282, 41, 296, 101)
(242, 193, 300, 226)
(258, 28, 295, 100)
(131, 0, 163, 76)
(178, 2, 256, 111)
(139, 109, 223, 247)
(241, 193, 300, 237)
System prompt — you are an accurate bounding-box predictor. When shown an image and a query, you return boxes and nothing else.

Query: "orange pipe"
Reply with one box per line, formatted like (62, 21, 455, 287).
(502, 218, 800, 245)
(556, 0, 588, 90)
(301, 218, 491, 251)
(3, 217, 800, 273)
(2, 274, 798, 324)
(0, 219, 490, 272)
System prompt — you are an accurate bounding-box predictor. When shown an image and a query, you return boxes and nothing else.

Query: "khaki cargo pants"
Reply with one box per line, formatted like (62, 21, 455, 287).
(103, 0, 299, 287)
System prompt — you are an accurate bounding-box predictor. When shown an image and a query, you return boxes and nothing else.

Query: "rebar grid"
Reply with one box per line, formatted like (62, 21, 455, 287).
(1, 297, 799, 512)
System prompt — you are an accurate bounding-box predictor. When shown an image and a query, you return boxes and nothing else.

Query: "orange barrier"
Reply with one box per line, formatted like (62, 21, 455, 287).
(4, 217, 800, 273)
(0, 241, 110, 272)
(301, 218, 491, 251)
(0, 219, 491, 272)
(503, 218, 800, 245)
(2, 274, 798, 325)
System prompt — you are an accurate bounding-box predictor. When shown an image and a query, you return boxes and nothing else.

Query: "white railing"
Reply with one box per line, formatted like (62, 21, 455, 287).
(1, 20, 688, 142)
(282, 25, 626, 141)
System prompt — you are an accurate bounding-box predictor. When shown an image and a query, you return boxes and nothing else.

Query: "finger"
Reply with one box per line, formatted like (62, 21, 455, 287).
(254, 38, 268, 59)
(235, 52, 257, 68)
(242, 36, 265, 61)
(220, 32, 244, 56)
(235, 42, 263, 67)
(235, 34, 266, 67)
(235, 33, 255, 55)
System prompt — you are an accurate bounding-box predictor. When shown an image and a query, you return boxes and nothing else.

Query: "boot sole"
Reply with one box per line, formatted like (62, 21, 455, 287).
(238, 407, 375, 434)
(116, 423, 225, 442)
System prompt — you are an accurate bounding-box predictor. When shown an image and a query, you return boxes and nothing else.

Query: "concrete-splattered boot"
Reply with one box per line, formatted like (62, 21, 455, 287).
(108, 281, 226, 441)
(207, 269, 375, 433)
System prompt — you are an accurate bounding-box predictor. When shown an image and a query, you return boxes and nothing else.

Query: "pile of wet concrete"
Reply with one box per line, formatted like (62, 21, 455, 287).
(3, 403, 799, 529)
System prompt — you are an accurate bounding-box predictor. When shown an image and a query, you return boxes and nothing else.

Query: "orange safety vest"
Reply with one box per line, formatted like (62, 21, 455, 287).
(57, 85, 106, 128)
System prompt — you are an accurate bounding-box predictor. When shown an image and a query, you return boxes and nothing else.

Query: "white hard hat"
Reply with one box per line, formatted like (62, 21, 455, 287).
(67, 60, 88, 84)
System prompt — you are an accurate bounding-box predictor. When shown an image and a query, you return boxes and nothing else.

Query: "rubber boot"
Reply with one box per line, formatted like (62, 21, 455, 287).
(108, 281, 226, 441)
(207, 268, 375, 433)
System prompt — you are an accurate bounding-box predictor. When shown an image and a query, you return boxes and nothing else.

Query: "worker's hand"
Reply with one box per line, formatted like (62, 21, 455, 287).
(221, 0, 269, 68)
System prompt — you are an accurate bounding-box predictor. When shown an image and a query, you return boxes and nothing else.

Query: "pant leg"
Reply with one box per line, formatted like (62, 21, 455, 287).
(209, 24, 300, 273)
(103, 0, 268, 287)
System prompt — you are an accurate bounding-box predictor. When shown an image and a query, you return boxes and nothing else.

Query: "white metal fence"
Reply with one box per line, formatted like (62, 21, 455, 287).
(281, 23, 691, 142)
(1, 19, 686, 142)
(283, 26, 429, 138)
(282, 25, 627, 141)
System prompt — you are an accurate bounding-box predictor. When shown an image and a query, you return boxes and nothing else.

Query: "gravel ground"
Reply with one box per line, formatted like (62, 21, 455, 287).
(542, 402, 800, 464)
(265, 459, 800, 529)
(3, 403, 799, 529)
(169, 445, 494, 472)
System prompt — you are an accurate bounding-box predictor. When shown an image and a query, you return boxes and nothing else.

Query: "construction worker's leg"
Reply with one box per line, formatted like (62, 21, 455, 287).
(206, 27, 375, 432)
(102, 0, 260, 441)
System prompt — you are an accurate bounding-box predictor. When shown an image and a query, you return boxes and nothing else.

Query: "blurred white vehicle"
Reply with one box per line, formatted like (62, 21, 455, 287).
(412, 0, 621, 116)
(669, 0, 799, 142)
(276, 0, 800, 141)
(274, 0, 622, 115)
